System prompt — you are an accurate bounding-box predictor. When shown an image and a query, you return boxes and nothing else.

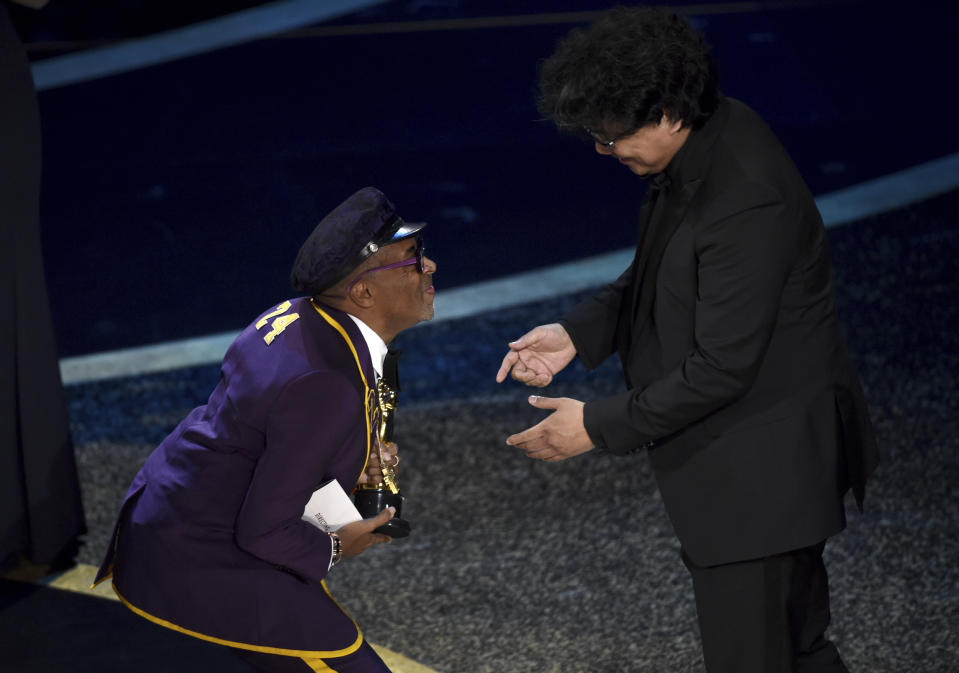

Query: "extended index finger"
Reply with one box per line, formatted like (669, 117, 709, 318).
(496, 350, 520, 383)
(505, 421, 545, 447)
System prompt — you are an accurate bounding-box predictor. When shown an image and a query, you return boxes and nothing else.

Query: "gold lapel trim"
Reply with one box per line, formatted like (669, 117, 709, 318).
(310, 299, 373, 486)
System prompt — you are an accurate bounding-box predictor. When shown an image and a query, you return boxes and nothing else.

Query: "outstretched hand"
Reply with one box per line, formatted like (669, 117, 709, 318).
(506, 395, 594, 461)
(336, 507, 394, 558)
(495, 323, 577, 387)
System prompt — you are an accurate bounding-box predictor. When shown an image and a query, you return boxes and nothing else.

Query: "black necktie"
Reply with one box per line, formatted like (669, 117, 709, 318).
(616, 174, 670, 355)
(382, 348, 401, 393)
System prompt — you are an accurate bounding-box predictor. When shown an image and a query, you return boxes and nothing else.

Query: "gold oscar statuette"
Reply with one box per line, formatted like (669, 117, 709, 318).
(354, 378, 411, 537)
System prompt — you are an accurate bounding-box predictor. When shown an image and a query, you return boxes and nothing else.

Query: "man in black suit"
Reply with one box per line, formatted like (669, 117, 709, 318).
(496, 7, 878, 672)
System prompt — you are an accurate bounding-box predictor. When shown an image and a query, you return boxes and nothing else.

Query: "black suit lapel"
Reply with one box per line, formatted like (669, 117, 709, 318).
(614, 187, 656, 355)
(614, 98, 728, 379)
(628, 186, 664, 320)
(631, 178, 702, 328)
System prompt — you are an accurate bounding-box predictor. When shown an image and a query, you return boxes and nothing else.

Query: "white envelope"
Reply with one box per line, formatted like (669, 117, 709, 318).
(301, 479, 363, 532)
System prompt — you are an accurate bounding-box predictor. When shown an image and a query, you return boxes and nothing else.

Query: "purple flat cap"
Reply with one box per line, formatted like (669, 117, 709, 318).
(290, 187, 426, 295)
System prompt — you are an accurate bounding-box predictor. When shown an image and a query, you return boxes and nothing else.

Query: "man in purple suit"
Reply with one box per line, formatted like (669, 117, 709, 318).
(95, 187, 437, 673)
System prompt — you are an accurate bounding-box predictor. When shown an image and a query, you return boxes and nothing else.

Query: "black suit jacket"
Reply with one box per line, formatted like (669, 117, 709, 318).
(561, 98, 879, 566)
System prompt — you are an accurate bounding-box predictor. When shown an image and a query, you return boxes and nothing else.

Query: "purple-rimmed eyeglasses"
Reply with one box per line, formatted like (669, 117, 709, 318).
(346, 237, 425, 293)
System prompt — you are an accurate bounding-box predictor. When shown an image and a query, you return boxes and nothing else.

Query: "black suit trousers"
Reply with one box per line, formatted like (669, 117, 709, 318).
(682, 541, 849, 673)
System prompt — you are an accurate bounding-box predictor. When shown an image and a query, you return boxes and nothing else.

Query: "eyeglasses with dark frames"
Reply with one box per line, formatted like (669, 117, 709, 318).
(346, 238, 425, 293)
(584, 127, 635, 149)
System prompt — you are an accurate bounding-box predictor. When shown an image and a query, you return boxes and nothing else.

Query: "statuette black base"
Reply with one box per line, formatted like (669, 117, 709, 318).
(354, 488, 411, 538)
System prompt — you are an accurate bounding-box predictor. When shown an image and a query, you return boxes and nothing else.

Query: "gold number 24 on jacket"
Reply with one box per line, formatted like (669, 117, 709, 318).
(256, 300, 300, 345)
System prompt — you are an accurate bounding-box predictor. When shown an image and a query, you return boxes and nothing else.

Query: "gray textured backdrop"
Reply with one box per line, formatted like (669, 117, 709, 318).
(70, 193, 959, 672)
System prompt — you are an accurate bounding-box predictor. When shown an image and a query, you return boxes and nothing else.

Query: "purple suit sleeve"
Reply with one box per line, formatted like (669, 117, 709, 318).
(234, 369, 363, 583)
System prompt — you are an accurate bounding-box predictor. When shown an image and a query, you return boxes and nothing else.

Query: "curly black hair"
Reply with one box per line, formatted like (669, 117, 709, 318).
(538, 6, 719, 139)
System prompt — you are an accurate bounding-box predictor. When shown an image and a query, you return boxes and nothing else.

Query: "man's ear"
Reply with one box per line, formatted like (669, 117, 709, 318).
(660, 111, 684, 134)
(347, 279, 376, 309)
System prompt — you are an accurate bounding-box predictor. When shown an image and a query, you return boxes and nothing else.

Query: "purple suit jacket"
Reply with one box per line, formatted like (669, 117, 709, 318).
(95, 298, 380, 656)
